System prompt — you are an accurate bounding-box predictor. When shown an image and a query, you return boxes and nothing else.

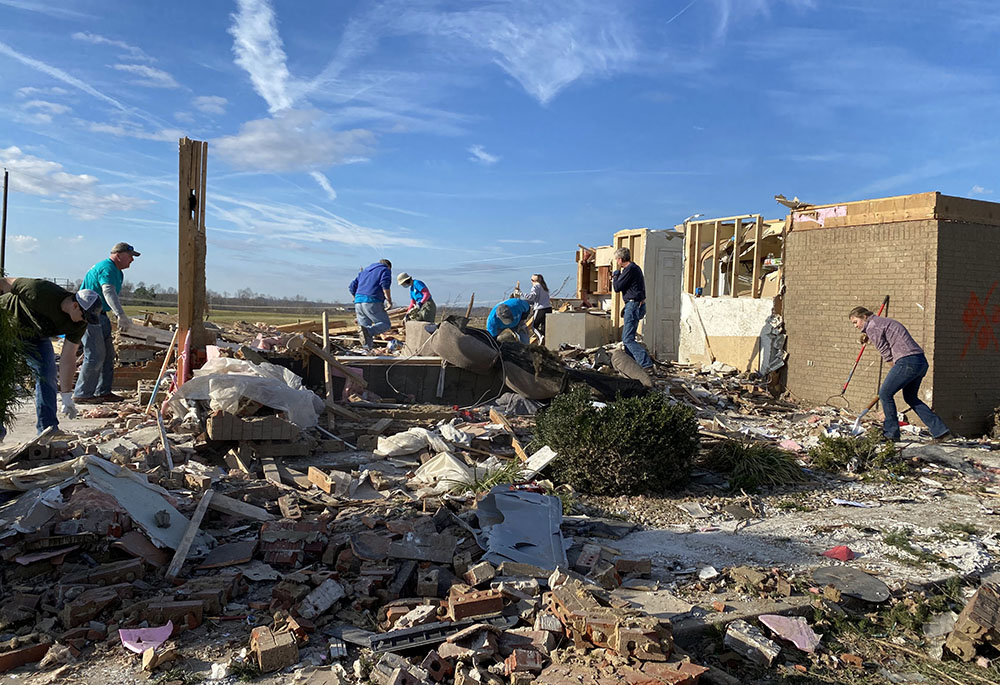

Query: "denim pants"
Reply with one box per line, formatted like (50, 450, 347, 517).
(75, 312, 115, 398)
(879, 353, 949, 440)
(622, 300, 652, 368)
(22, 336, 59, 435)
(355, 301, 391, 348)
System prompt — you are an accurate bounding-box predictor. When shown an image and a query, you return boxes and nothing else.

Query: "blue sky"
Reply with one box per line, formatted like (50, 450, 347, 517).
(1, 0, 998, 307)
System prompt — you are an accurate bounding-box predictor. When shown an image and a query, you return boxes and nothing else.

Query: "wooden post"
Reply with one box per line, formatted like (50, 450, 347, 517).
(465, 293, 475, 318)
(0, 169, 7, 276)
(710, 220, 721, 297)
(177, 138, 209, 385)
(321, 311, 333, 399)
(751, 215, 763, 298)
(693, 222, 702, 294)
(729, 220, 739, 298)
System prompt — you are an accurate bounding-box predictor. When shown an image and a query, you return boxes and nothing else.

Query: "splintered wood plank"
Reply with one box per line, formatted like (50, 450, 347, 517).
(165, 490, 214, 581)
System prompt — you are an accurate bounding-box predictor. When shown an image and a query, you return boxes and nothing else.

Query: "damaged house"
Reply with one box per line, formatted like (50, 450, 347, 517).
(573, 191, 1000, 436)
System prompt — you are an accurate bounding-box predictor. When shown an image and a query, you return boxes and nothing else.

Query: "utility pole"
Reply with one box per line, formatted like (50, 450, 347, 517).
(1, 169, 8, 276)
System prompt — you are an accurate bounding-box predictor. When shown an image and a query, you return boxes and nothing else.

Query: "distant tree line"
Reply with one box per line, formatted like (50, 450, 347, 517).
(65, 280, 350, 312)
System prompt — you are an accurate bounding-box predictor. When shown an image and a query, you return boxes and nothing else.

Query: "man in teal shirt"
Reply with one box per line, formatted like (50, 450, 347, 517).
(75, 242, 140, 403)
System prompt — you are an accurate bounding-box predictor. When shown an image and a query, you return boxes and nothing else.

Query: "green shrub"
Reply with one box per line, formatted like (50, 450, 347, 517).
(703, 438, 808, 492)
(808, 427, 902, 474)
(533, 386, 699, 495)
(0, 307, 30, 433)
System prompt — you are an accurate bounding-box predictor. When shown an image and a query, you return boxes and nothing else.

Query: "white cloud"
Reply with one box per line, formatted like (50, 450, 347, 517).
(112, 63, 179, 88)
(65, 235, 85, 243)
(468, 144, 499, 165)
(364, 201, 429, 217)
(0, 40, 130, 113)
(210, 192, 427, 249)
(10, 235, 39, 253)
(86, 122, 184, 142)
(309, 171, 338, 201)
(215, 110, 374, 172)
(228, 0, 294, 112)
(15, 86, 68, 98)
(712, 0, 817, 38)
(497, 239, 545, 244)
(399, 2, 639, 105)
(23, 100, 70, 114)
(0, 146, 151, 220)
(971, 185, 994, 196)
(193, 95, 228, 115)
(72, 31, 152, 61)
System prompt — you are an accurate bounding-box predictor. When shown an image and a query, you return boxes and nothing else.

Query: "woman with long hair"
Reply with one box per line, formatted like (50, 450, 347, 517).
(525, 273, 552, 343)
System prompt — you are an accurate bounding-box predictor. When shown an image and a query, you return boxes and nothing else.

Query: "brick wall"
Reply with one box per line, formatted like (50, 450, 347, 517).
(784, 220, 939, 416)
(931, 222, 1000, 435)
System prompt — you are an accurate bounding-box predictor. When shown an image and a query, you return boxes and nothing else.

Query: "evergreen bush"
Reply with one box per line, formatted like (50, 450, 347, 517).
(0, 307, 30, 433)
(534, 386, 699, 495)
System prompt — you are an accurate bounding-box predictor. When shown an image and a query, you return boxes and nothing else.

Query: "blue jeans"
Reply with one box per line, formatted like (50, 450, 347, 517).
(879, 353, 949, 440)
(75, 312, 115, 398)
(355, 302, 391, 348)
(622, 300, 652, 368)
(26, 336, 59, 435)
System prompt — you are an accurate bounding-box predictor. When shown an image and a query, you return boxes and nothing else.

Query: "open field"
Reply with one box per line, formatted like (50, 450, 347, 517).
(123, 305, 355, 327)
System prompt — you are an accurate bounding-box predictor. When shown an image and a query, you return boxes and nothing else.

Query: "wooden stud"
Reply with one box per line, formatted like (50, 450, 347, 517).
(286, 335, 367, 388)
(693, 222, 702, 294)
(711, 220, 721, 298)
(165, 489, 214, 582)
(729, 219, 739, 298)
(321, 311, 333, 400)
(465, 293, 475, 319)
(209, 492, 273, 521)
(489, 408, 528, 462)
(751, 215, 763, 298)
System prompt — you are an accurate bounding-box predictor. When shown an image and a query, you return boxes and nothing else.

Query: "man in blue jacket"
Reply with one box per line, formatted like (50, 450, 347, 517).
(486, 297, 531, 344)
(349, 259, 393, 350)
(612, 247, 653, 369)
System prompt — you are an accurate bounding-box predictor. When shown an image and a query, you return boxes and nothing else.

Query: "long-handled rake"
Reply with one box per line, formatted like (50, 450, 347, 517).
(826, 295, 890, 409)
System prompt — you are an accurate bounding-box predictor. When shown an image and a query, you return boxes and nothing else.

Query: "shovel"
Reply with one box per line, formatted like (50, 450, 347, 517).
(851, 397, 880, 436)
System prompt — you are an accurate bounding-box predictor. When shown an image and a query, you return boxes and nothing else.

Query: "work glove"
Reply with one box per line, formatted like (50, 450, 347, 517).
(859, 333, 869, 345)
(118, 317, 132, 333)
(60, 392, 78, 419)
(402, 311, 411, 322)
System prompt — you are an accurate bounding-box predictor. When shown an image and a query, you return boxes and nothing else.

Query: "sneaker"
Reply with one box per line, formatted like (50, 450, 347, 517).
(98, 393, 127, 403)
(74, 395, 102, 404)
(929, 432, 952, 445)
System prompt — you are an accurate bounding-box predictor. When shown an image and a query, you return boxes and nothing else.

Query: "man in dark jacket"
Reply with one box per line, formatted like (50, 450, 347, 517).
(612, 247, 652, 369)
(0, 278, 102, 439)
(349, 259, 393, 350)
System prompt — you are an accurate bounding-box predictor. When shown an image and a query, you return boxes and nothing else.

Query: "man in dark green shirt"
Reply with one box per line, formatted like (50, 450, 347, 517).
(0, 278, 101, 439)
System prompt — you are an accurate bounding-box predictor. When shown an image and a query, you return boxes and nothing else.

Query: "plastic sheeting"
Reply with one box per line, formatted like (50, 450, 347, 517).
(374, 427, 450, 457)
(413, 452, 475, 490)
(759, 315, 787, 376)
(474, 486, 567, 570)
(166, 358, 323, 428)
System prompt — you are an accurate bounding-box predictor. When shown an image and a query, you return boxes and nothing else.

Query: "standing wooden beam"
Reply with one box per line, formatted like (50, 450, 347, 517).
(710, 220, 721, 297)
(693, 222, 702, 294)
(321, 311, 333, 400)
(729, 220, 739, 298)
(177, 138, 209, 385)
(751, 215, 763, 298)
(465, 293, 475, 318)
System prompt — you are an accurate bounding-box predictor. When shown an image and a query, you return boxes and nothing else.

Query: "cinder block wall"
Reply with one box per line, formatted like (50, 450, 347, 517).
(784, 220, 939, 416)
(931, 222, 1000, 435)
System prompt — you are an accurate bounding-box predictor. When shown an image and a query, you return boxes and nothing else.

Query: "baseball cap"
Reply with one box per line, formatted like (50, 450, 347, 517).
(495, 304, 514, 325)
(397, 272, 412, 286)
(75, 289, 102, 324)
(112, 242, 141, 256)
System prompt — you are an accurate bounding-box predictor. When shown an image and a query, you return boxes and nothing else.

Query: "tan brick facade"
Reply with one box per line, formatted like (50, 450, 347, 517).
(784, 218, 1000, 436)
(784, 220, 939, 426)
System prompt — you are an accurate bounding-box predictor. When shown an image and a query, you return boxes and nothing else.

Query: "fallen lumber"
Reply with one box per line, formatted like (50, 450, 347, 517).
(286, 335, 367, 388)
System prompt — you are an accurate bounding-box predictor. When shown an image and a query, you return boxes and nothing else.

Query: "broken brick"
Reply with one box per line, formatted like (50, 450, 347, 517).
(449, 587, 504, 621)
(420, 649, 454, 681)
(0, 642, 52, 673)
(464, 561, 496, 587)
(144, 600, 204, 634)
(250, 626, 299, 672)
(505, 647, 544, 674)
